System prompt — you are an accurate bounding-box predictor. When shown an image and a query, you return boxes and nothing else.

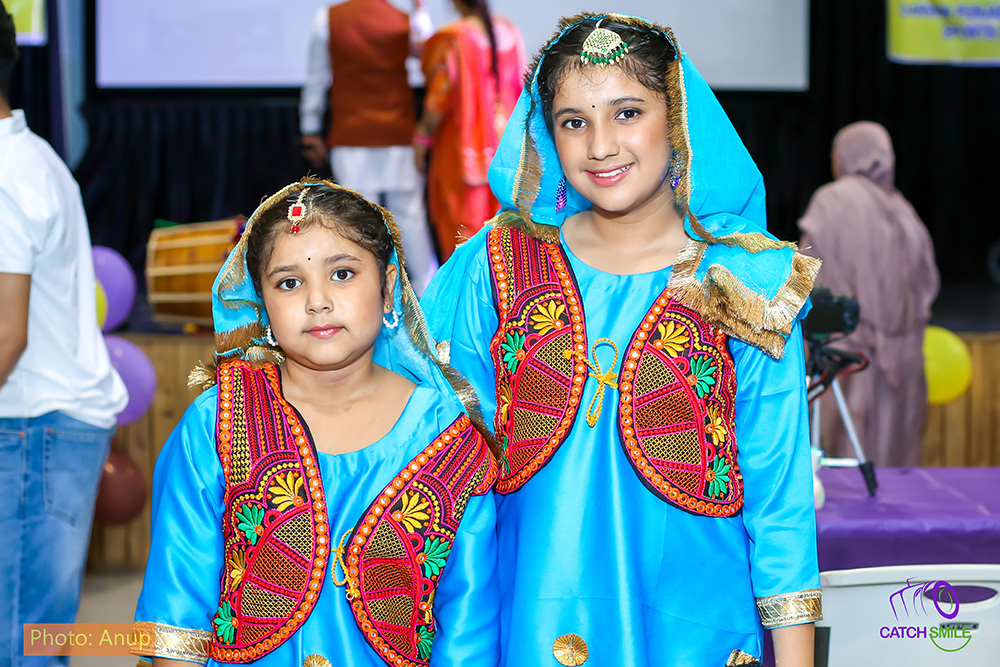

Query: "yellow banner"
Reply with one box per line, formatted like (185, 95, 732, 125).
(888, 1, 1000, 64)
(8, 0, 46, 46)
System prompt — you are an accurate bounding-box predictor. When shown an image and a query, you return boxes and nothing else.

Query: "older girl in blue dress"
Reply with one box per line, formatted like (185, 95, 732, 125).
(422, 14, 822, 667)
(132, 180, 499, 667)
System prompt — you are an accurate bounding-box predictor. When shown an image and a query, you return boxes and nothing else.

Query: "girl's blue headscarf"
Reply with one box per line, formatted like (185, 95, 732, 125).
(489, 13, 772, 244)
(485, 14, 819, 358)
(195, 179, 492, 443)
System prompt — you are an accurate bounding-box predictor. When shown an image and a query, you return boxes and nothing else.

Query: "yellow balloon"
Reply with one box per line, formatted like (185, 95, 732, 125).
(924, 326, 972, 405)
(96, 281, 108, 329)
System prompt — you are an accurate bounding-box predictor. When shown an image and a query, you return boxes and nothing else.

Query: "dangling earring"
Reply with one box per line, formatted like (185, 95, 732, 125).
(555, 176, 568, 211)
(668, 150, 682, 190)
(264, 325, 278, 346)
(383, 309, 400, 330)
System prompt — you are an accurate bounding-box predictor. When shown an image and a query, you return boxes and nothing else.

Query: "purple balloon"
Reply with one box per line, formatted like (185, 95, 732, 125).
(105, 335, 156, 426)
(92, 246, 137, 332)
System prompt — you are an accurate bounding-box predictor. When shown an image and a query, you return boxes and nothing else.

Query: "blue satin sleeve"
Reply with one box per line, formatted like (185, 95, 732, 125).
(731, 320, 820, 624)
(134, 387, 225, 659)
(421, 228, 499, 427)
(430, 491, 500, 667)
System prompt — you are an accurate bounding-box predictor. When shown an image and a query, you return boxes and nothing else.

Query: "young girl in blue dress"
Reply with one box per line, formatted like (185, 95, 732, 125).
(422, 14, 822, 667)
(132, 179, 499, 667)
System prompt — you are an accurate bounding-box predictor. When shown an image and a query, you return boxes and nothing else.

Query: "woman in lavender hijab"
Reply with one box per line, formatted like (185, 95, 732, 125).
(799, 121, 939, 467)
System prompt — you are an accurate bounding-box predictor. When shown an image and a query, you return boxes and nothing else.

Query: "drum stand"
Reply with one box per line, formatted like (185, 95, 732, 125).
(806, 340, 878, 497)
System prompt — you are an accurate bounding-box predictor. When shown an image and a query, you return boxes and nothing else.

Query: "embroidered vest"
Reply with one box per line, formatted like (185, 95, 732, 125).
(487, 227, 743, 517)
(211, 360, 496, 664)
(326, 0, 416, 147)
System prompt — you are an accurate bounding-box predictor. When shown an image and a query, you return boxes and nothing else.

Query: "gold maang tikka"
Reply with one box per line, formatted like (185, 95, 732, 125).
(580, 19, 629, 67)
(287, 188, 308, 233)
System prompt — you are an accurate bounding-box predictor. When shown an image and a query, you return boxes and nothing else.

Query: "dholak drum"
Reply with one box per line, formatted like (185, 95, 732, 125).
(145, 217, 244, 326)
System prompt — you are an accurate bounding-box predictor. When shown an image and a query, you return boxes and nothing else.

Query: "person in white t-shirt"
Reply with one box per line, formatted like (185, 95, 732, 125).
(0, 5, 128, 664)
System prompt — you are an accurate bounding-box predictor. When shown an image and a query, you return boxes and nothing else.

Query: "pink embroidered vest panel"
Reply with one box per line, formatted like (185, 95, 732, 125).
(211, 360, 497, 665)
(487, 227, 744, 517)
(342, 414, 496, 666)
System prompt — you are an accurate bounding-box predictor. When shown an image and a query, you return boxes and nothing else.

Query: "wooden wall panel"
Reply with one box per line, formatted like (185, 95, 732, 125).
(88, 334, 214, 571)
(922, 332, 1000, 467)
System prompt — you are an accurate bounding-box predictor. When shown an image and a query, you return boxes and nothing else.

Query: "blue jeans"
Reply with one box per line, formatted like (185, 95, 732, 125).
(0, 412, 113, 667)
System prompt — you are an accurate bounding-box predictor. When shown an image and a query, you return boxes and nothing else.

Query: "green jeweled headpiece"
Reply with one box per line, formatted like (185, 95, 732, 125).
(579, 19, 629, 67)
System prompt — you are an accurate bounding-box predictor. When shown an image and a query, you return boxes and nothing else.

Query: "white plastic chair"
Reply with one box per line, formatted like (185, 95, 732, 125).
(818, 564, 1000, 666)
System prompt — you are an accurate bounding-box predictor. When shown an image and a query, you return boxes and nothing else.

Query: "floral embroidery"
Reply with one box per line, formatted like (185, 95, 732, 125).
(497, 383, 512, 424)
(654, 320, 689, 356)
(417, 537, 451, 578)
(618, 295, 743, 516)
(267, 471, 304, 511)
(500, 331, 526, 373)
(706, 456, 731, 498)
(498, 434, 512, 475)
(418, 589, 436, 625)
(342, 415, 495, 667)
(214, 601, 237, 644)
(415, 626, 435, 661)
(212, 361, 328, 664)
(235, 503, 266, 545)
(487, 228, 588, 494)
(227, 549, 246, 587)
(704, 404, 728, 446)
(530, 301, 566, 335)
(688, 355, 718, 398)
(392, 492, 431, 533)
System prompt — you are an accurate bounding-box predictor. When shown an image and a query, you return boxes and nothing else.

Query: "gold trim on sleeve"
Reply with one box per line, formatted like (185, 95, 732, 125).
(552, 633, 589, 665)
(129, 621, 212, 664)
(755, 588, 823, 628)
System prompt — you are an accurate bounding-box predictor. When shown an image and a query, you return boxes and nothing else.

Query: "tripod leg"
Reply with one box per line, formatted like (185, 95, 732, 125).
(810, 387, 822, 450)
(830, 378, 878, 496)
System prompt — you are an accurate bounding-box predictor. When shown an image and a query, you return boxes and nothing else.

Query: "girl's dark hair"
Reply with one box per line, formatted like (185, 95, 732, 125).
(245, 184, 394, 297)
(535, 17, 677, 129)
(457, 0, 498, 82)
(0, 5, 19, 100)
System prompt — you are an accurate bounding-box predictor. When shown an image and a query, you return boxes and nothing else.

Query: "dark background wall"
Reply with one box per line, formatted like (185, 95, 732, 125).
(10, 0, 998, 282)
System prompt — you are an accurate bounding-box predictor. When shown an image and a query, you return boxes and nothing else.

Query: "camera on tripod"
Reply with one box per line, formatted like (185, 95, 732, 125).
(802, 286, 878, 497)
(803, 286, 860, 340)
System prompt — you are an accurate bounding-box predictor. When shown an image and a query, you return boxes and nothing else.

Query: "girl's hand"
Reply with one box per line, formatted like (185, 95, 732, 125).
(413, 141, 430, 173)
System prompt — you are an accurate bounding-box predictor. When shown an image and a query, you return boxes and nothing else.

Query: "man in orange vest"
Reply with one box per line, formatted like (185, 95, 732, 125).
(300, 0, 437, 294)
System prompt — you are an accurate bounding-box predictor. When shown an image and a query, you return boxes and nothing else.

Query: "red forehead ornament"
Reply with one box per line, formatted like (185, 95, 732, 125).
(287, 188, 308, 233)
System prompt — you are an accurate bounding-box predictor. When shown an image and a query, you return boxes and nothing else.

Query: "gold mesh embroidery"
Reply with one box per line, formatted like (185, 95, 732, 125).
(756, 588, 823, 628)
(129, 621, 211, 663)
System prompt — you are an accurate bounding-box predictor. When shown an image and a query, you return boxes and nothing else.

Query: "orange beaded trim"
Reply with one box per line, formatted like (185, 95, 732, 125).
(210, 360, 328, 663)
(488, 228, 589, 493)
(618, 289, 743, 517)
(342, 415, 495, 666)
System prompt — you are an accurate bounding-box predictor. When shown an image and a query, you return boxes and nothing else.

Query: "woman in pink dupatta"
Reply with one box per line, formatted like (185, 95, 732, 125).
(799, 121, 939, 467)
(413, 0, 525, 259)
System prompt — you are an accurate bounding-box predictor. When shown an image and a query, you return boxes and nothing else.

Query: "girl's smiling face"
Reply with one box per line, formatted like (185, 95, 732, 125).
(260, 225, 395, 373)
(552, 66, 675, 220)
